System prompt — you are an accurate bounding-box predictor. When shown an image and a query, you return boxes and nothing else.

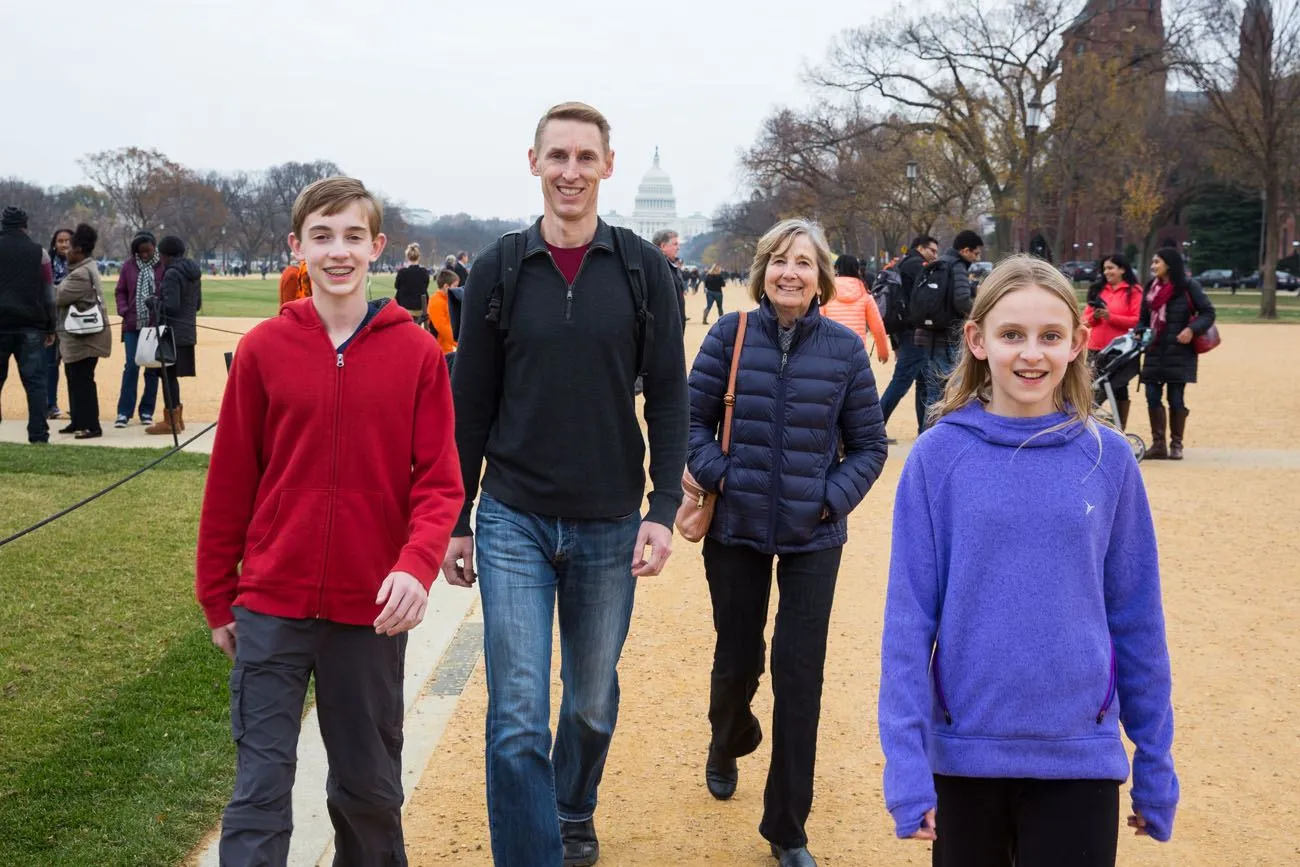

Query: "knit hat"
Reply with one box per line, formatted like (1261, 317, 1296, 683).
(1, 207, 28, 229)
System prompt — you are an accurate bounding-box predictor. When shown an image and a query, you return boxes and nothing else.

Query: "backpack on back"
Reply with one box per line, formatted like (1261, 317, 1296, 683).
(483, 226, 654, 377)
(871, 267, 909, 336)
(908, 258, 955, 331)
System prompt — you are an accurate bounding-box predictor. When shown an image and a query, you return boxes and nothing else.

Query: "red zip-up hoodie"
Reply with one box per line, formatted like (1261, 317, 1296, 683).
(195, 298, 463, 629)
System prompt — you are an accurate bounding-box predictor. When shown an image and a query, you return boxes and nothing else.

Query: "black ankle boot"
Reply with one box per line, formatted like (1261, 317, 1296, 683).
(770, 843, 818, 866)
(561, 817, 599, 867)
(706, 742, 738, 800)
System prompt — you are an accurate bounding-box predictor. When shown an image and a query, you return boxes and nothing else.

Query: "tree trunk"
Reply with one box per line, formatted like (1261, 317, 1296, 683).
(1262, 176, 1280, 320)
(992, 212, 1013, 260)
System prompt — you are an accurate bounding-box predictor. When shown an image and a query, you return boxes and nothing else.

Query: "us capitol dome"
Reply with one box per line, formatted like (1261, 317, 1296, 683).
(604, 147, 712, 242)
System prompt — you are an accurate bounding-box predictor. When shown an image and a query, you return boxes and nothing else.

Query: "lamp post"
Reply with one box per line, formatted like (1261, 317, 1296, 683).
(221, 226, 227, 275)
(1024, 99, 1042, 254)
(906, 160, 919, 237)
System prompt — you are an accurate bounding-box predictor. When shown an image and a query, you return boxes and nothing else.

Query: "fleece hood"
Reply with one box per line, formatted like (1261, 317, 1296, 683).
(279, 296, 411, 332)
(935, 401, 1091, 449)
(832, 275, 867, 302)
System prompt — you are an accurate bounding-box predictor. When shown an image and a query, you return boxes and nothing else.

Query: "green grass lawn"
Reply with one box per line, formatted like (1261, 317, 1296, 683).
(0, 444, 229, 866)
(199, 274, 397, 319)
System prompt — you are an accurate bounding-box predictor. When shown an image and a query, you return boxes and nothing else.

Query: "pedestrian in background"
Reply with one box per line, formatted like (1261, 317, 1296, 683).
(55, 223, 110, 439)
(45, 228, 72, 419)
(0, 206, 55, 442)
(114, 231, 164, 428)
(1139, 247, 1216, 460)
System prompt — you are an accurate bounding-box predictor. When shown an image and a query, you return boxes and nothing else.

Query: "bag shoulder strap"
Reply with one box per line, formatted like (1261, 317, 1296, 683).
(612, 226, 653, 377)
(486, 230, 526, 331)
(720, 311, 749, 454)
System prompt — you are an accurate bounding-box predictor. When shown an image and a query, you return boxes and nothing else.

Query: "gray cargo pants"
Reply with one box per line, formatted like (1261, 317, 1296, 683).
(219, 607, 408, 867)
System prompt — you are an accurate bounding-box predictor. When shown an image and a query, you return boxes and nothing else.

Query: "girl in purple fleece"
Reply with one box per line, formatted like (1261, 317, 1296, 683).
(879, 255, 1178, 867)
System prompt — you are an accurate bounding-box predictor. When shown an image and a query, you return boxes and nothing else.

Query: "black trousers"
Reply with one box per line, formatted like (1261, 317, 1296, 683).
(933, 775, 1119, 867)
(703, 538, 841, 849)
(64, 358, 101, 434)
(221, 607, 409, 867)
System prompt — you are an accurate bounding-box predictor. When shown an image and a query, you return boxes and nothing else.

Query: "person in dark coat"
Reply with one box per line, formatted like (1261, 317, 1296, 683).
(55, 224, 111, 438)
(1138, 247, 1216, 460)
(114, 231, 164, 427)
(687, 218, 888, 867)
(144, 235, 201, 435)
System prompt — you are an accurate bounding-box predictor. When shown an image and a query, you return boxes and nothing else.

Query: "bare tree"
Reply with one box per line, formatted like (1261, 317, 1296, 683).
(1172, 0, 1300, 318)
(78, 147, 177, 235)
(811, 0, 1083, 255)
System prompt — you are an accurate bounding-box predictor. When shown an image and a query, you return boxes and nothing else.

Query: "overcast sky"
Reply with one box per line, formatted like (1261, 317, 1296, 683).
(3, 0, 890, 222)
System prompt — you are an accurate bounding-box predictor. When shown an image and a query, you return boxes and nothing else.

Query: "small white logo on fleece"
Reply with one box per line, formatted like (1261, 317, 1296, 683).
(1085, 500, 1095, 516)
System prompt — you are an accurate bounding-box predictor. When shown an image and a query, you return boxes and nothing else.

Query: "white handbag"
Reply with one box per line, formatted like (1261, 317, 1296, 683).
(136, 326, 164, 368)
(64, 302, 105, 336)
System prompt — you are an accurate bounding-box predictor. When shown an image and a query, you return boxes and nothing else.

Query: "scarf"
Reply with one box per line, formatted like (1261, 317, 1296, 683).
(52, 256, 68, 284)
(135, 253, 160, 326)
(1146, 278, 1176, 339)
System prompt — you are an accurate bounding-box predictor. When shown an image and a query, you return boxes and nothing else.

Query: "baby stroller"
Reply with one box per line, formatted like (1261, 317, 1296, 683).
(1093, 326, 1153, 461)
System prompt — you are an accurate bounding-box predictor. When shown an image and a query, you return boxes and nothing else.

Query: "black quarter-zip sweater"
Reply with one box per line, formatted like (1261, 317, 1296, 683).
(451, 218, 688, 535)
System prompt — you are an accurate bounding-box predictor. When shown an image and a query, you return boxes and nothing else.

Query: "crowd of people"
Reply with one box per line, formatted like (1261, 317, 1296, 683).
(0, 80, 1225, 865)
(0, 211, 202, 440)
(139, 100, 1196, 867)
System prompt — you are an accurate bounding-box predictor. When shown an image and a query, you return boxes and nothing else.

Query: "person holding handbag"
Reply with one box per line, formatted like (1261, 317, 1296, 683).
(1138, 247, 1216, 460)
(685, 218, 888, 867)
(55, 224, 110, 439)
(143, 235, 202, 436)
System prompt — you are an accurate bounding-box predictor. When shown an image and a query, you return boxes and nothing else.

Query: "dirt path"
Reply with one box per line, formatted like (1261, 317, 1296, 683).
(399, 291, 1300, 866)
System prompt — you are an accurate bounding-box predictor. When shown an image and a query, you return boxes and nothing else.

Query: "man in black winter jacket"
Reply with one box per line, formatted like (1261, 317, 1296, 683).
(914, 229, 981, 423)
(441, 102, 687, 867)
(0, 207, 55, 442)
(878, 234, 938, 440)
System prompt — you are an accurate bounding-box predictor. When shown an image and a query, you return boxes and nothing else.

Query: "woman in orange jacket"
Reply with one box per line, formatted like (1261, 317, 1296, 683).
(824, 255, 889, 363)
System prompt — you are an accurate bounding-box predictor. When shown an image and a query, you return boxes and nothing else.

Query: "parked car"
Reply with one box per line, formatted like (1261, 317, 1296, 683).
(1193, 269, 1239, 289)
(1060, 260, 1099, 282)
(1236, 270, 1300, 290)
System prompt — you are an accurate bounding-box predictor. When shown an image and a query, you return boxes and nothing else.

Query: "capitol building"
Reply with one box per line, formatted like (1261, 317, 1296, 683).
(604, 148, 712, 242)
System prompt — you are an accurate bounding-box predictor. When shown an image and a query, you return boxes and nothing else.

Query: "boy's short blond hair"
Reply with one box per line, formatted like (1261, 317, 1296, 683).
(534, 102, 611, 156)
(291, 177, 383, 239)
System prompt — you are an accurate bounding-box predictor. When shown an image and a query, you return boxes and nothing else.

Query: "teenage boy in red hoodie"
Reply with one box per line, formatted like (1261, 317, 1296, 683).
(196, 176, 463, 866)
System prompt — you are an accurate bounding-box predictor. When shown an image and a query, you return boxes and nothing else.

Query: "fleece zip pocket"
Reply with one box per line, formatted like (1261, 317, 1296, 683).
(1096, 641, 1118, 724)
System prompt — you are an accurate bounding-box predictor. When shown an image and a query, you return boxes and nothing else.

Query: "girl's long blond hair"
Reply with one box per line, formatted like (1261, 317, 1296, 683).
(928, 255, 1096, 437)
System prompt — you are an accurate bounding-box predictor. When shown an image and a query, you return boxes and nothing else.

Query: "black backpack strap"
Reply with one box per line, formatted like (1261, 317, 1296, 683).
(612, 227, 652, 378)
(486, 230, 525, 331)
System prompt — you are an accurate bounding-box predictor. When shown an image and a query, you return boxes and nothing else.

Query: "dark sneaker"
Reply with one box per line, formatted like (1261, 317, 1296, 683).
(114, 416, 129, 429)
(58, 424, 78, 434)
(46, 407, 64, 420)
(139, 414, 153, 425)
(561, 818, 599, 867)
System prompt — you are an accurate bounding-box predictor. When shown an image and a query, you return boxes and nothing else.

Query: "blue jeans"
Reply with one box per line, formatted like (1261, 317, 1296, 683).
(475, 492, 640, 867)
(117, 330, 158, 420)
(703, 290, 724, 321)
(921, 340, 960, 425)
(0, 331, 49, 441)
(879, 339, 928, 435)
(44, 341, 60, 410)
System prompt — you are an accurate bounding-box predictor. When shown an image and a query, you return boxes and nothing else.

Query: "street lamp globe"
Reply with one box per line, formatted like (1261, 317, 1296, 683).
(1026, 99, 1043, 132)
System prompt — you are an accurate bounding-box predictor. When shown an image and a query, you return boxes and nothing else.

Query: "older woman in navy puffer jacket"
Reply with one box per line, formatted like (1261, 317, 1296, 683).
(687, 219, 888, 867)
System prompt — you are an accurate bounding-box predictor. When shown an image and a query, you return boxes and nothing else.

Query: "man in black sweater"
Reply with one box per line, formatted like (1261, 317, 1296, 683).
(441, 102, 687, 867)
(0, 207, 55, 442)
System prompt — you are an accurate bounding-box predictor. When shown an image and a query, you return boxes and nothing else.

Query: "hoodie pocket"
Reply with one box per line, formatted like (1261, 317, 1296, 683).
(1095, 641, 1118, 724)
(242, 489, 329, 583)
(325, 490, 404, 596)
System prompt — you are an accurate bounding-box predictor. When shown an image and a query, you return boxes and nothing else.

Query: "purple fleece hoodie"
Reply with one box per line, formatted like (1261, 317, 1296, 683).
(879, 402, 1178, 841)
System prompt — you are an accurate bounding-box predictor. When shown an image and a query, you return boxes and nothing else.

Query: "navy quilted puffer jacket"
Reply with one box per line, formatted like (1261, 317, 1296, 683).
(687, 298, 888, 554)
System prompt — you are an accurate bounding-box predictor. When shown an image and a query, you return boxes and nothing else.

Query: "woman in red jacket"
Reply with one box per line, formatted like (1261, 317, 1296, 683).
(1085, 253, 1142, 428)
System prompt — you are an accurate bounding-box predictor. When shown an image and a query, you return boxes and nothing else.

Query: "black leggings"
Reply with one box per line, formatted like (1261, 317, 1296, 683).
(933, 775, 1119, 867)
(1145, 381, 1186, 411)
(64, 357, 101, 434)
